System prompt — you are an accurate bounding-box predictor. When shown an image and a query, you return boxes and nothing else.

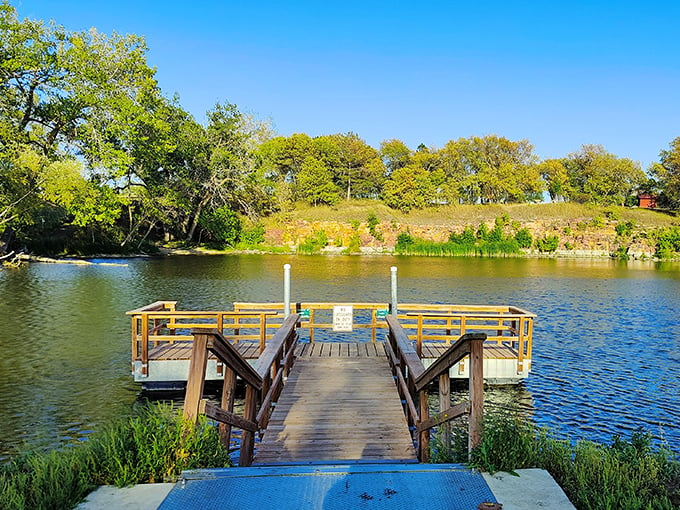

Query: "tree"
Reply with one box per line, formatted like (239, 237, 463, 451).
(653, 137, 680, 208)
(380, 139, 411, 174)
(382, 164, 434, 212)
(439, 135, 540, 204)
(563, 145, 645, 205)
(295, 156, 339, 205)
(327, 132, 382, 200)
(537, 159, 570, 202)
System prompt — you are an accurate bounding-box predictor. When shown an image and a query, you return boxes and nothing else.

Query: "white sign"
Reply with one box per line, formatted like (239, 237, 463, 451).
(332, 305, 354, 332)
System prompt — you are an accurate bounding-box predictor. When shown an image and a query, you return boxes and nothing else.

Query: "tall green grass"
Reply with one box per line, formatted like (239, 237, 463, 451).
(394, 232, 522, 257)
(433, 413, 679, 509)
(0, 403, 231, 510)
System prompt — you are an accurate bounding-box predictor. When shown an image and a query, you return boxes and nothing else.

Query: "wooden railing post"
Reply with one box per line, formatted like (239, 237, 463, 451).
(219, 366, 236, 448)
(140, 313, 149, 377)
(439, 372, 451, 450)
(419, 390, 430, 462)
(240, 385, 258, 466)
(183, 332, 210, 422)
(468, 336, 484, 452)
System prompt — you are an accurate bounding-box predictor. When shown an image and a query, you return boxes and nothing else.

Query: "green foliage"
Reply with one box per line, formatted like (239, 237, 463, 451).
(366, 211, 383, 241)
(198, 206, 242, 247)
(395, 232, 414, 250)
(653, 137, 680, 209)
(297, 229, 328, 254)
(476, 222, 489, 240)
(495, 213, 511, 226)
(535, 234, 559, 252)
(396, 229, 519, 257)
(590, 216, 605, 228)
(564, 242, 574, 250)
(514, 227, 533, 249)
(239, 223, 266, 246)
(604, 208, 621, 221)
(345, 232, 362, 253)
(654, 226, 680, 259)
(295, 156, 340, 206)
(449, 226, 476, 245)
(436, 414, 679, 510)
(0, 403, 230, 510)
(612, 246, 630, 260)
(615, 220, 635, 237)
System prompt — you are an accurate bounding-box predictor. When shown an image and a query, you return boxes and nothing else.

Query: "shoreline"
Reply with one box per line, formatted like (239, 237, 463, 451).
(4, 246, 676, 264)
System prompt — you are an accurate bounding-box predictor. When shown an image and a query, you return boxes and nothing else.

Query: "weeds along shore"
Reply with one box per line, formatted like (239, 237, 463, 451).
(1, 403, 677, 509)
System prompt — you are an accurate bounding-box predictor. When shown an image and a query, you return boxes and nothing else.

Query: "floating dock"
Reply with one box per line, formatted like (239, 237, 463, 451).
(127, 301, 535, 388)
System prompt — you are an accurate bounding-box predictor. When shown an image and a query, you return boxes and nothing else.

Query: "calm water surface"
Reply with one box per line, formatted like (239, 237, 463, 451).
(0, 255, 678, 460)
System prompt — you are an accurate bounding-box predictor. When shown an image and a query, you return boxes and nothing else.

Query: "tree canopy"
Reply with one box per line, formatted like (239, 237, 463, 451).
(0, 2, 676, 256)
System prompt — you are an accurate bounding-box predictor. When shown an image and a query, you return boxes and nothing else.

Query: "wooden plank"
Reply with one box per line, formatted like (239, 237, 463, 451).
(254, 357, 415, 463)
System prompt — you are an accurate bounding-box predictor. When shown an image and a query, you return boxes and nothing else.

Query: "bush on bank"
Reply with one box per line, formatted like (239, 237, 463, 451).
(0, 403, 230, 510)
(434, 413, 679, 510)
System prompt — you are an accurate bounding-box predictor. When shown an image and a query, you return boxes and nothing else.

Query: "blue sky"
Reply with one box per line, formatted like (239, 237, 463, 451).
(15, 1, 680, 169)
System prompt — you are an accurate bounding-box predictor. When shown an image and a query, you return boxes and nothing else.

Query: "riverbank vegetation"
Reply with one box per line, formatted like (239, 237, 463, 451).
(0, 403, 229, 510)
(1, 404, 677, 510)
(434, 413, 680, 510)
(1, 2, 680, 261)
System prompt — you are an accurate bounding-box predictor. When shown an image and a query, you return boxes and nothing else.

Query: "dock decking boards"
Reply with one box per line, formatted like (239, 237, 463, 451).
(148, 340, 516, 361)
(253, 353, 417, 464)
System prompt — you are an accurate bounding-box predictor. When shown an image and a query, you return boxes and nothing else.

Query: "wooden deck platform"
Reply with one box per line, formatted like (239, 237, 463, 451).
(148, 340, 517, 361)
(142, 340, 520, 386)
(253, 354, 417, 464)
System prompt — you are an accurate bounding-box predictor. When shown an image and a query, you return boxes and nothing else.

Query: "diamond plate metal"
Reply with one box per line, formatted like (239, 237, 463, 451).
(159, 464, 496, 510)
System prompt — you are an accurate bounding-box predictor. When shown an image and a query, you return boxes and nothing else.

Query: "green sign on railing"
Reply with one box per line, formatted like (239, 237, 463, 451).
(376, 308, 390, 319)
(299, 309, 311, 320)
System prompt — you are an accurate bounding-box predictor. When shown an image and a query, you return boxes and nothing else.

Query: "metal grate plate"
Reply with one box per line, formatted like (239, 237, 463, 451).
(159, 463, 496, 510)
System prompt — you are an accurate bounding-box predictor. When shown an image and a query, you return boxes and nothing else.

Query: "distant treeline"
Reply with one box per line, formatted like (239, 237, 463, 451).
(1, 2, 680, 255)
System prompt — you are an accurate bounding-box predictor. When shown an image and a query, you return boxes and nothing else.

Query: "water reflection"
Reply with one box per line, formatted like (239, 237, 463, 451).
(0, 255, 678, 461)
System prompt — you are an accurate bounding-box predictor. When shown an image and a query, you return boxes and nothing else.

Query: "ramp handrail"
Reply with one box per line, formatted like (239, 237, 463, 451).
(183, 314, 299, 466)
(385, 315, 486, 461)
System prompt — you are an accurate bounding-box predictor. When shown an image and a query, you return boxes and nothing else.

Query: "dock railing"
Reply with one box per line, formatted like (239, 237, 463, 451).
(385, 315, 486, 461)
(183, 314, 299, 467)
(398, 304, 534, 375)
(127, 302, 276, 377)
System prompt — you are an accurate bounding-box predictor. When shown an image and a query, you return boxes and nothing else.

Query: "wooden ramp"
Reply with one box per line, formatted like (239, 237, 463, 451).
(253, 345, 417, 464)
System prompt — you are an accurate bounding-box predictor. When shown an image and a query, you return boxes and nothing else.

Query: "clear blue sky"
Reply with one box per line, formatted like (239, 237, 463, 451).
(15, 0, 680, 169)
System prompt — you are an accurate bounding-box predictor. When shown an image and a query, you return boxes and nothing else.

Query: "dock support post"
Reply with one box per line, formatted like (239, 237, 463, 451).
(283, 263, 291, 318)
(468, 338, 484, 453)
(390, 266, 398, 316)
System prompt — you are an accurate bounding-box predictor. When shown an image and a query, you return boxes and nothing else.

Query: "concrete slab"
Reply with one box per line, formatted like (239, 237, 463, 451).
(75, 483, 174, 510)
(74, 468, 575, 510)
(483, 468, 576, 510)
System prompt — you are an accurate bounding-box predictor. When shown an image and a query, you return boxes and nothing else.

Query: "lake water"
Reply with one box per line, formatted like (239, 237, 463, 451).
(0, 254, 678, 461)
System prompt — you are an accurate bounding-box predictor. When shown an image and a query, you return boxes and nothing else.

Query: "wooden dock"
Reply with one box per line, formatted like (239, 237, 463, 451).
(179, 314, 488, 466)
(254, 348, 416, 464)
(127, 301, 535, 387)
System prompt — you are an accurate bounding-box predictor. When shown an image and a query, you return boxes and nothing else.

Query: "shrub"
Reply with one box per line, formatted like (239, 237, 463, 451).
(366, 212, 383, 241)
(590, 216, 605, 228)
(0, 403, 231, 510)
(297, 229, 329, 254)
(198, 206, 241, 247)
(435, 413, 679, 510)
(615, 221, 635, 237)
(514, 228, 533, 249)
(239, 223, 265, 246)
(654, 226, 680, 259)
(535, 235, 559, 252)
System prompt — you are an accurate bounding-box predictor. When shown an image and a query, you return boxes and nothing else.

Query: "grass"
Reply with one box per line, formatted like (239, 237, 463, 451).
(433, 412, 680, 510)
(0, 403, 231, 510)
(266, 200, 678, 228)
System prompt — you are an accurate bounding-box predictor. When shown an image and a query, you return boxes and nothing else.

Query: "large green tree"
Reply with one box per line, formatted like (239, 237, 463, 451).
(563, 145, 645, 205)
(652, 137, 680, 208)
